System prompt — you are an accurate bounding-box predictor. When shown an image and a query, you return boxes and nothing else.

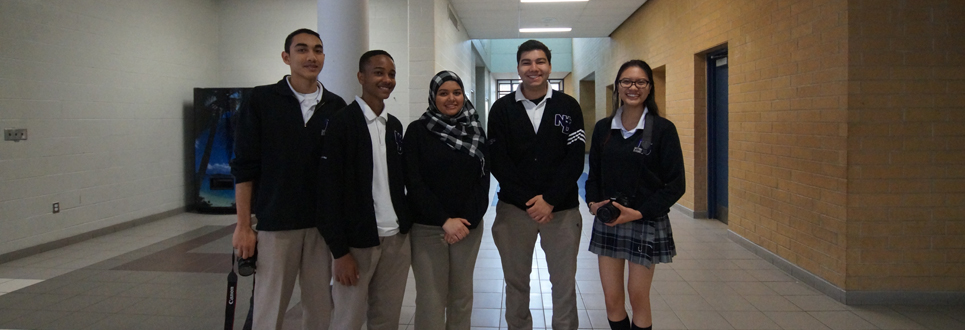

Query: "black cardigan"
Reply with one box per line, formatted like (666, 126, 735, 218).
(584, 115, 686, 221)
(318, 100, 410, 259)
(403, 119, 490, 229)
(487, 91, 585, 211)
(230, 77, 347, 231)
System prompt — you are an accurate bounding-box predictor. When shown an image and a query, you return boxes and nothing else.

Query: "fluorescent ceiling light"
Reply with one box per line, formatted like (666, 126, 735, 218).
(520, 27, 572, 33)
(521, 0, 588, 2)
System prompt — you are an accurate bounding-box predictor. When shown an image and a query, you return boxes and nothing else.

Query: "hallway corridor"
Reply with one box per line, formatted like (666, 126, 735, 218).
(0, 204, 962, 329)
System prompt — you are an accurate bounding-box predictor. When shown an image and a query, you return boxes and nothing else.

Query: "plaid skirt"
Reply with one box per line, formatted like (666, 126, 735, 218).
(589, 213, 676, 267)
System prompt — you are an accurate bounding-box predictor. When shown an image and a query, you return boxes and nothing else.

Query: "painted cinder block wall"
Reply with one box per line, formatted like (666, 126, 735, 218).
(0, 0, 221, 256)
(0, 0, 478, 260)
(573, 0, 964, 292)
(0, 0, 325, 258)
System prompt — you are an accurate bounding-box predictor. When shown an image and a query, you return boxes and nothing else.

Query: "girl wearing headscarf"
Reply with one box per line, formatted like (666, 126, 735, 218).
(404, 70, 490, 330)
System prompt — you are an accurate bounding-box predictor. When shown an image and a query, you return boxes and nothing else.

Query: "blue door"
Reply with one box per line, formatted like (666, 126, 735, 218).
(707, 51, 728, 223)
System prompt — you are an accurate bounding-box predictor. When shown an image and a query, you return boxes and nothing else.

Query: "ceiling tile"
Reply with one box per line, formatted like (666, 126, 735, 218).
(450, 0, 647, 39)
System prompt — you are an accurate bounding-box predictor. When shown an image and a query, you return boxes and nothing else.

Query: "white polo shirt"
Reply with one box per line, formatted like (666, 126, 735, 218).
(611, 106, 649, 139)
(515, 85, 554, 133)
(355, 96, 399, 237)
(285, 77, 323, 125)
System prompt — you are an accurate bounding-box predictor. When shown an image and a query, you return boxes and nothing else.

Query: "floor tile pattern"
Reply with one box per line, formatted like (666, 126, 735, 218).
(0, 200, 962, 329)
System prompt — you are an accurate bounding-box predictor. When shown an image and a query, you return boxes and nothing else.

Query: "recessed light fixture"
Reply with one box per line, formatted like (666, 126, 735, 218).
(521, 0, 588, 2)
(519, 27, 572, 33)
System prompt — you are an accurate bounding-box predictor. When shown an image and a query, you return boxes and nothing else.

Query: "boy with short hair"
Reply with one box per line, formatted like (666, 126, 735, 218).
(487, 39, 586, 330)
(231, 28, 347, 330)
(319, 50, 411, 330)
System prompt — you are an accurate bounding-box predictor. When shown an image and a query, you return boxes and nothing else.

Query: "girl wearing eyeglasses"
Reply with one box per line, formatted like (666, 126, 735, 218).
(584, 60, 685, 330)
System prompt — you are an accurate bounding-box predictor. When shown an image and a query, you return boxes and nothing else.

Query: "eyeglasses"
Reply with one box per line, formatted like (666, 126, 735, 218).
(618, 79, 651, 89)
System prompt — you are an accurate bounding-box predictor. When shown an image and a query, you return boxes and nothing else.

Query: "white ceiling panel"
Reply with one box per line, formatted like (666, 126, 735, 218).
(449, 0, 648, 39)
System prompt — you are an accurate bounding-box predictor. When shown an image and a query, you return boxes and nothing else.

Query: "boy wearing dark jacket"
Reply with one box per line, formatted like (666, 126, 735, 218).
(488, 40, 586, 330)
(320, 50, 410, 330)
(230, 29, 347, 330)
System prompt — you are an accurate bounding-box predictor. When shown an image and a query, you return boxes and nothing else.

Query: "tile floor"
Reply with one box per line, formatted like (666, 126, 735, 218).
(0, 196, 963, 329)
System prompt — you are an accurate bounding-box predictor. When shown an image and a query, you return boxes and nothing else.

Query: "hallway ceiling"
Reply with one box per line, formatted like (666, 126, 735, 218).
(448, 0, 648, 39)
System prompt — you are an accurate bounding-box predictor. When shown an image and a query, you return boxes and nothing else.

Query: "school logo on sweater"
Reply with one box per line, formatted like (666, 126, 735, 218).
(554, 114, 572, 133)
(555, 114, 584, 145)
(394, 130, 404, 155)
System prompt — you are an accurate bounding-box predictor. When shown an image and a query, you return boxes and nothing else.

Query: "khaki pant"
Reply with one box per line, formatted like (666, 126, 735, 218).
(410, 222, 485, 330)
(253, 228, 333, 330)
(493, 201, 582, 330)
(331, 233, 411, 330)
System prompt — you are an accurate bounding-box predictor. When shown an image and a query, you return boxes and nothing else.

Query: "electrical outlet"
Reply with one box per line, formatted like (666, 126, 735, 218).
(4, 128, 28, 142)
(53, 202, 60, 213)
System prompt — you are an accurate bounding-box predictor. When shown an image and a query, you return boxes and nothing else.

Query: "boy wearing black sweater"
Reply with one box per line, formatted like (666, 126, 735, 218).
(319, 50, 410, 330)
(230, 29, 347, 330)
(488, 40, 586, 330)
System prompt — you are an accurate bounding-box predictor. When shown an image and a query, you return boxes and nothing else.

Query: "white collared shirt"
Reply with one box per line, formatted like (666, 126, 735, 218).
(514, 85, 554, 133)
(355, 96, 399, 236)
(286, 77, 323, 125)
(611, 106, 649, 139)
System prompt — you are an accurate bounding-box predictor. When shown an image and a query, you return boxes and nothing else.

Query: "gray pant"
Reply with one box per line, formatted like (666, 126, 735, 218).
(331, 233, 411, 330)
(492, 201, 582, 330)
(253, 228, 333, 330)
(410, 222, 485, 330)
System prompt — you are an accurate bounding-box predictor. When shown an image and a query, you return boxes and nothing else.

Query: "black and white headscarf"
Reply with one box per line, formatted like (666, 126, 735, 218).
(420, 70, 487, 176)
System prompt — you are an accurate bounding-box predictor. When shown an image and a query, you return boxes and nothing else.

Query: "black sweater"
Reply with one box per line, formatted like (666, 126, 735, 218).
(487, 91, 585, 211)
(403, 119, 491, 229)
(230, 77, 347, 231)
(318, 101, 410, 259)
(585, 115, 686, 221)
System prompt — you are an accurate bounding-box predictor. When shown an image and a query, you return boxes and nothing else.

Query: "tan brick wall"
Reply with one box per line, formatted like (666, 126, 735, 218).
(846, 0, 965, 291)
(603, 0, 851, 286)
(572, 0, 964, 291)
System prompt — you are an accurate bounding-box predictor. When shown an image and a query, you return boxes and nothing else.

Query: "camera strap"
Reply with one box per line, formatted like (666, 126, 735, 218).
(224, 251, 238, 330)
(635, 112, 665, 191)
(225, 251, 255, 330)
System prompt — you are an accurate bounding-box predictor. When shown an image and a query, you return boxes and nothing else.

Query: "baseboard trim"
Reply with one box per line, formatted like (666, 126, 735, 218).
(673, 203, 708, 219)
(846, 290, 965, 305)
(727, 230, 965, 305)
(0, 208, 184, 264)
(727, 230, 847, 303)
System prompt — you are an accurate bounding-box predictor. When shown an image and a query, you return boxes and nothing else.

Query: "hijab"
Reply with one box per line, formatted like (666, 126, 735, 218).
(420, 70, 487, 176)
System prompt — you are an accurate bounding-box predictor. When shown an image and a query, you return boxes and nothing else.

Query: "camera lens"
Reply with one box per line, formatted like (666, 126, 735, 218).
(597, 204, 619, 224)
(237, 257, 256, 276)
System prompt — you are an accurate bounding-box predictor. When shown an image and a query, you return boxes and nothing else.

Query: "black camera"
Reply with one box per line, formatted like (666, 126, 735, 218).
(237, 251, 257, 277)
(596, 196, 631, 224)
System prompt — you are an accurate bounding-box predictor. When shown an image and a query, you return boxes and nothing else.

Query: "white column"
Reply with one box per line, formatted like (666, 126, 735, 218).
(317, 0, 368, 99)
(408, 0, 435, 125)
(370, 0, 411, 123)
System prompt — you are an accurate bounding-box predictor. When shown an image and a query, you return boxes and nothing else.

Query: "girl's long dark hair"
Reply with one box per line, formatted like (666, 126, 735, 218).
(611, 59, 660, 118)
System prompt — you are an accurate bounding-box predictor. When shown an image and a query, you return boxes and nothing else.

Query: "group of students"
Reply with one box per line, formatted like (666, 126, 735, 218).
(229, 28, 685, 330)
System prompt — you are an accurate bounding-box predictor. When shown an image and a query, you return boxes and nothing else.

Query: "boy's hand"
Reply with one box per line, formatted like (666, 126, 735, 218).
(526, 195, 555, 224)
(232, 225, 257, 259)
(443, 218, 471, 244)
(333, 254, 359, 286)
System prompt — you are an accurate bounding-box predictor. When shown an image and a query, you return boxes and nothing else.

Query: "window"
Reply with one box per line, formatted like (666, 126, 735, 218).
(496, 79, 564, 99)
